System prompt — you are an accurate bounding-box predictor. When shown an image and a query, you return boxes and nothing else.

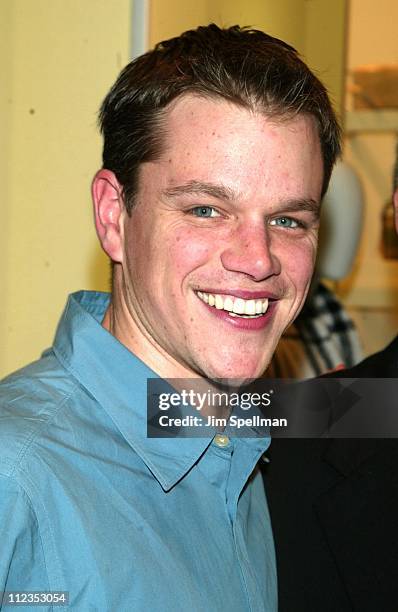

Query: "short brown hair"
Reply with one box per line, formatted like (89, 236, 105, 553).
(99, 24, 341, 213)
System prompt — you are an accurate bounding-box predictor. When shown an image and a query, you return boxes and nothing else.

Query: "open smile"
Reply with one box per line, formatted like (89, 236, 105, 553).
(195, 290, 276, 330)
(197, 291, 269, 317)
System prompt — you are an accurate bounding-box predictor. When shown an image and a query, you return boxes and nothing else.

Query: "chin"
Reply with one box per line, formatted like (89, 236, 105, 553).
(203, 361, 269, 387)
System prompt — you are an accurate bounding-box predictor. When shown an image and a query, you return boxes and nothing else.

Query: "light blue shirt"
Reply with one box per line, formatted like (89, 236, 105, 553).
(0, 291, 277, 611)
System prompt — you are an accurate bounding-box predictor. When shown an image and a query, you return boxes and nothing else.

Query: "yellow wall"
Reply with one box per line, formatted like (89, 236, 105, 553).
(1, 0, 131, 376)
(208, 0, 306, 51)
(150, 0, 306, 51)
(0, 1, 13, 376)
(2, 0, 346, 377)
(304, 0, 346, 117)
(150, 0, 346, 111)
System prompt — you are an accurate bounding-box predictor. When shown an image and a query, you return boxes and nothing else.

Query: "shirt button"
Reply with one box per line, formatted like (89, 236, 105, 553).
(214, 434, 230, 448)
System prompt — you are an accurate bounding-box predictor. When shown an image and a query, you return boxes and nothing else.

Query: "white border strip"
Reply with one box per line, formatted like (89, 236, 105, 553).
(131, 0, 150, 59)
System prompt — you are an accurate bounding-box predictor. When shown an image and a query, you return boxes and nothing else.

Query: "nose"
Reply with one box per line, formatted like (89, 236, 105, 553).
(220, 222, 281, 281)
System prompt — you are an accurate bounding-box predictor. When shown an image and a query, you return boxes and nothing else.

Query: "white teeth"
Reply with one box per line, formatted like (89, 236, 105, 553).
(233, 298, 245, 314)
(215, 295, 224, 310)
(223, 296, 234, 312)
(196, 292, 269, 317)
(244, 300, 256, 316)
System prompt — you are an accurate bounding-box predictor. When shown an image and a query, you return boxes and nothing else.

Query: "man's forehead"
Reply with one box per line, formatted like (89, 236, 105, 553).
(162, 94, 248, 142)
(133, 94, 324, 209)
(158, 94, 322, 166)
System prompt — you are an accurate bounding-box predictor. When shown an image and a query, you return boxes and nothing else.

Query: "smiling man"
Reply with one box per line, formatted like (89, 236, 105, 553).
(97, 97, 323, 383)
(0, 25, 340, 611)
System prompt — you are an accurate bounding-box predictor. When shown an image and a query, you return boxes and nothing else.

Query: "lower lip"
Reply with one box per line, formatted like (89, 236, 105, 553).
(198, 299, 276, 330)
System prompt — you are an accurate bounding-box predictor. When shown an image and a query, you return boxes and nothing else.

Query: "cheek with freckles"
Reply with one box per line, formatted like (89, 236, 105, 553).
(281, 240, 318, 306)
(166, 228, 216, 280)
(267, 235, 317, 308)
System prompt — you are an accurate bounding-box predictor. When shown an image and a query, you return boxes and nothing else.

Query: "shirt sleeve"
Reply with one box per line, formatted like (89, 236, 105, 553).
(0, 475, 50, 610)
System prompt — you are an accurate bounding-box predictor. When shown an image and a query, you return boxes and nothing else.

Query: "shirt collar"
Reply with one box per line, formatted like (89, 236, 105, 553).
(52, 291, 268, 491)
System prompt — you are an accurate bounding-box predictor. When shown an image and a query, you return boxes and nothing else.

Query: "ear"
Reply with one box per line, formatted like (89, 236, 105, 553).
(394, 188, 398, 234)
(92, 169, 125, 263)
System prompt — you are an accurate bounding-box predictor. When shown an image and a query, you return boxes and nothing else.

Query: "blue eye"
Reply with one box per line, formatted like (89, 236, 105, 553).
(191, 206, 219, 218)
(270, 217, 299, 229)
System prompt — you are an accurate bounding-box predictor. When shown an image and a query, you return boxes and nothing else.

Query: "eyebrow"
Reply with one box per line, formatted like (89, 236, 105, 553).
(163, 180, 238, 201)
(163, 180, 320, 217)
(275, 198, 321, 218)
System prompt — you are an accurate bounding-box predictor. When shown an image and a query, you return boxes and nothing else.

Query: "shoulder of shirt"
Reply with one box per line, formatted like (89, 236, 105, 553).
(0, 349, 82, 477)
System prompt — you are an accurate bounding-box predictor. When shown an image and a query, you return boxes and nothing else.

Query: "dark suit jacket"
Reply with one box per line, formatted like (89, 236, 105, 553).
(263, 336, 398, 612)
